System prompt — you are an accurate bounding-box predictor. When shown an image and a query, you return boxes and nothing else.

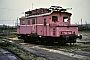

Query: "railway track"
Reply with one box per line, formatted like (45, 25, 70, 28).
(19, 42, 90, 60)
(0, 47, 21, 60)
(0, 38, 50, 60)
(1, 37, 90, 60)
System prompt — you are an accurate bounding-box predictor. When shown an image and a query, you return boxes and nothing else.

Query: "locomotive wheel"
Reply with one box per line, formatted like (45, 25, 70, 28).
(23, 38, 28, 43)
(23, 36, 29, 43)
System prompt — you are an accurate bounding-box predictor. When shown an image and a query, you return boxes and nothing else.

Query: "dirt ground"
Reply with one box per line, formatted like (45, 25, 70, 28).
(0, 30, 90, 60)
(77, 30, 90, 46)
(79, 30, 90, 41)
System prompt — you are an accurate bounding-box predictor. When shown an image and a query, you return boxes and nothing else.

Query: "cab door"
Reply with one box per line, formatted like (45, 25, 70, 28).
(43, 18, 47, 36)
(53, 28, 56, 36)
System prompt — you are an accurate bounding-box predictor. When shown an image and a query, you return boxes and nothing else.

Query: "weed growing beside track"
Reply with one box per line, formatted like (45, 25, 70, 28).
(41, 44, 90, 52)
(0, 39, 50, 60)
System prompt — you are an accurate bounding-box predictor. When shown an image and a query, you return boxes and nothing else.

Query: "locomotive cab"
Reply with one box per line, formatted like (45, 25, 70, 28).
(17, 6, 82, 44)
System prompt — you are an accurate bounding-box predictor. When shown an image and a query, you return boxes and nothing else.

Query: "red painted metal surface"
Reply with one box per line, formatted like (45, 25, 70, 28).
(17, 6, 78, 37)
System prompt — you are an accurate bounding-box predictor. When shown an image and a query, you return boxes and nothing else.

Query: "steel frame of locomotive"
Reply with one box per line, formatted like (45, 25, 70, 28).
(17, 6, 82, 44)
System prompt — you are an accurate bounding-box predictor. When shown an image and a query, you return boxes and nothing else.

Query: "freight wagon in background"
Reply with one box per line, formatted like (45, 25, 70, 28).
(17, 6, 82, 45)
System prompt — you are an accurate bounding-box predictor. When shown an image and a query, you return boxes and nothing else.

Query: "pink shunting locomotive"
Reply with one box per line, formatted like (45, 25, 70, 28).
(17, 6, 82, 44)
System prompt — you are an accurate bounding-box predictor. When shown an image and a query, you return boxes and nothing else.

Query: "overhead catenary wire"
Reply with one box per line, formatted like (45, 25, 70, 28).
(0, 7, 22, 11)
(0, 20, 17, 21)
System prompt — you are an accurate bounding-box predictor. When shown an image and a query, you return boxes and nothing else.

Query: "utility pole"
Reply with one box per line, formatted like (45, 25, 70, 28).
(17, 17, 18, 26)
(81, 18, 83, 31)
(32, 3, 33, 9)
(76, 22, 79, 25)
(85, 21, 87, 25)
(81, 18, 82, 25)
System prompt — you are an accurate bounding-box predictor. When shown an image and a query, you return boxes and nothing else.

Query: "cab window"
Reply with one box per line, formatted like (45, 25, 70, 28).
(63, 17, 68, 22)
(27, 20, 30, 25)
(52, 16, 58, 22)
(32, 19, 35, 24)
(44, 18, 46, 26)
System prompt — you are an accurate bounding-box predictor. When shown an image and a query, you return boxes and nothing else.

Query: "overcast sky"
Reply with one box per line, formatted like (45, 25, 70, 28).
(0, 0, 90, 26)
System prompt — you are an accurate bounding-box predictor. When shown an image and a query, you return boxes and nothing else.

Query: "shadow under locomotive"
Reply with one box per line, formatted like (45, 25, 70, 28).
(18, 33, 82, 45)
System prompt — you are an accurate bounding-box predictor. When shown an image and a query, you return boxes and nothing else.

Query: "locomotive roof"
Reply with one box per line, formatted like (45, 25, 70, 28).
(20, 6, 72, 19)
(20, 11, 72, 19)
(25, 8, 49, 14)
(21, 11, 53, 19)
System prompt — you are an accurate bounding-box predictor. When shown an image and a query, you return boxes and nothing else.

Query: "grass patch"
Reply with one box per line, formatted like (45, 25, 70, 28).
(42, 44, 90, 52)
(0, 40, 50, 60)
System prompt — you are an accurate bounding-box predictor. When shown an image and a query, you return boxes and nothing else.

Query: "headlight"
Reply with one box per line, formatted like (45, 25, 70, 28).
(39, 36, 42, 37)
